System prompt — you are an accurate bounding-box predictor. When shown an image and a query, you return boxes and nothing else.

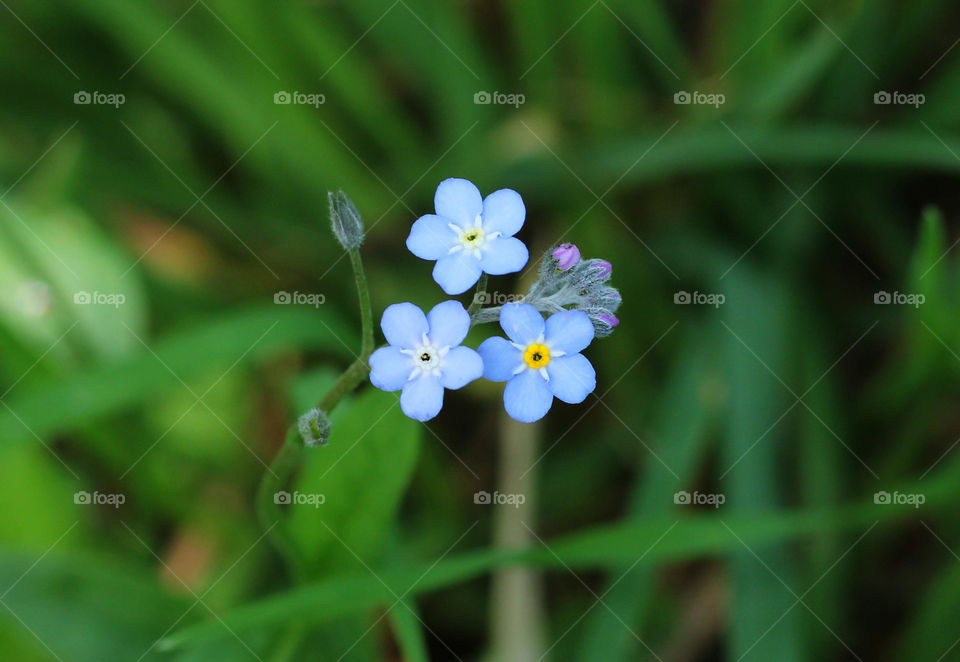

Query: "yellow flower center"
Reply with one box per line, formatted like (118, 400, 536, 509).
(460, 226, 486, 248)
(524, 343, 551, 369)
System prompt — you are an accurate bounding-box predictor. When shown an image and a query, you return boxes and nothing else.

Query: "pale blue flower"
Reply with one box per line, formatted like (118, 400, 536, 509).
(369, 300, 483, 421)
(478, 303, 596, 423)
(407, 178, 529, 295)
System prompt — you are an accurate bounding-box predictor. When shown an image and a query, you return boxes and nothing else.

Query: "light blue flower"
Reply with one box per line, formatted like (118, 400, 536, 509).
(407, 178, 529, 295)
(369, 300, 483, 421)
(478, 303, 596, 423)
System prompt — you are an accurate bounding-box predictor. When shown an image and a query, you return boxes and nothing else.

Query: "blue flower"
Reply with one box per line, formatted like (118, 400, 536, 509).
(478, 303, 596, 423)
(369, 300, 483, 421)
(407, 178, 529, 295)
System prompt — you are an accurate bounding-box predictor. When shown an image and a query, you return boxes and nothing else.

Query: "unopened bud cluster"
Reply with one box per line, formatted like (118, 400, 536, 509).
(476, 243, 620, 338)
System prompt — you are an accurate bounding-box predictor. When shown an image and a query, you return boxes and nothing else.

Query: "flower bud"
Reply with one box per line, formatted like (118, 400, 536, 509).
(551, 243, 581, 271)
(593, 313, 620, 338)
(298, 408, 332, 446)
(573, 258, 613, 291)
(591, 260, 612, 279)
(589, 286, 622, 313)
(328, 190, 364, 250)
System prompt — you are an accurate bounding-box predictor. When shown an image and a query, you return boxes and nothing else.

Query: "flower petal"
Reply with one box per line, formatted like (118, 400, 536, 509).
(381, 302, 428, 349)
(480, 237, 529, 275)
(481, 188, 525, 237)
(546, 354, 596, 404)
(432, 252, 483, 295)
(545, 310, 595, 355)
(478, 336, 522, 381)
(440, 346, 483, 390)
(504, 369, 553, 423)
(435, 178, 482, 228)
(427, 300, 471, 347)
(407, 214, 456, 260)
(400, 375, 444, 421)
(369, 346, 414, 392)
(499, 303, 545, 345)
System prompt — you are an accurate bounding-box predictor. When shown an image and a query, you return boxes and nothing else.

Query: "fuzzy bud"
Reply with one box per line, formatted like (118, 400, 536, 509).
(298, 408, 332, 446)
(551, 243, 581, 271)
(591, 286, 622, 313)
(328, 190, 364, 250)
(593, 313, 620, 338)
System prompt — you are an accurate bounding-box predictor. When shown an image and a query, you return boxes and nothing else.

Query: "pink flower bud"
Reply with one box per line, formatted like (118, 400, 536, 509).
(551, 243, 581, 271)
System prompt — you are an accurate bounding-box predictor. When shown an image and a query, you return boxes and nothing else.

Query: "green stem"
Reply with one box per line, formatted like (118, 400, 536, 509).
(256, 426, 309, 581)
(259, 248, 375, 581)
(350, 249, 375, 360)
(312, 248, 377, 413)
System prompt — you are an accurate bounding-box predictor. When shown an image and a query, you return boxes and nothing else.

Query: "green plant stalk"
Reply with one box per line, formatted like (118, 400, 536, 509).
(258, 247, 376, 581)
(316, 248, 376, 412)
(256, 426, 309, 581)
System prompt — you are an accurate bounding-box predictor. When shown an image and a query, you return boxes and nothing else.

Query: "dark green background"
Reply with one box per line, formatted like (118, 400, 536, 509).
(0, 1, 957, 660)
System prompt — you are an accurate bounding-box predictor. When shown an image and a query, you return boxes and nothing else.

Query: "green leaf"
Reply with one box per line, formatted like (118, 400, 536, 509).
(0, 304, 353, 444)
(164, 499, 924, 650)
(0, 550, 190, 662)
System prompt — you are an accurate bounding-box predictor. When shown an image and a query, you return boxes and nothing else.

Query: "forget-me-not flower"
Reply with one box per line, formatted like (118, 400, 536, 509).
(478, 303, 596, 423)
(407, 178, 529, 295)
(369, 300, 483, 421)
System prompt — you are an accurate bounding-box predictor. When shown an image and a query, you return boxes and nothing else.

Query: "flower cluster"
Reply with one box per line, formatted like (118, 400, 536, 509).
(370, 178, 621, 423)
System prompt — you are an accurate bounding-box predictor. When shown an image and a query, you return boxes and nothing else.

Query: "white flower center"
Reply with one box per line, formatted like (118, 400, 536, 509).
(401, 333, 450, 380)
(511, 334, 566, 381)
(448, 215, 501, 258)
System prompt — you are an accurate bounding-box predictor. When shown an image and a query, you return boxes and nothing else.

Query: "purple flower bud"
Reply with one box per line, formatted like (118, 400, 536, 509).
(591, 261, 612, 279)
(551, 243, 581, 271)
(597, 314, 619, 328)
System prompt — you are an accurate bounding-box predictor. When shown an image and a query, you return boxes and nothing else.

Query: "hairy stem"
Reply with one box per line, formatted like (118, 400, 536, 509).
(350, 248, 375, 360)
(256, 426, 309, 581)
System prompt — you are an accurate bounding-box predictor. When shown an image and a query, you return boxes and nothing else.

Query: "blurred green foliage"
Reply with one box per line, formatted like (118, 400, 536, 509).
(1, 0, 960, 660)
